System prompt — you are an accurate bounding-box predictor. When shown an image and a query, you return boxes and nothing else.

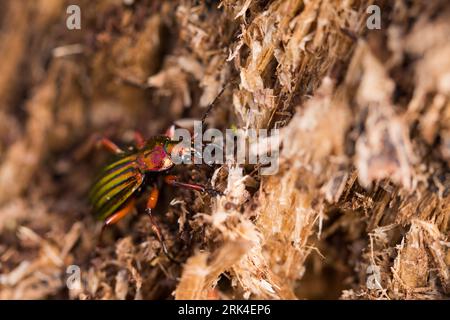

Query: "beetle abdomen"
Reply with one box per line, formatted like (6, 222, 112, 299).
(89, 154, 144, 220)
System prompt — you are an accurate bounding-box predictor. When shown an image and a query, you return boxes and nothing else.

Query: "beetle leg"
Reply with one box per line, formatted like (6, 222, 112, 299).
(145, 187, 181, 263)
(97, 137, 125, 155)
(164, 175, 223, 196)
(74, 134, 123, 160)
(133, 130, 146, 149)
(98, 199, 135, 246)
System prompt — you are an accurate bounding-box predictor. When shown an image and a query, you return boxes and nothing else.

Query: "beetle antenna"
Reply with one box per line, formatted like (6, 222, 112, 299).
(200, 83, 228, 128)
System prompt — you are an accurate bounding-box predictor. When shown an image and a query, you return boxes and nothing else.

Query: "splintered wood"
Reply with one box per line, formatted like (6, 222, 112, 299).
(0, 0, 449, 300)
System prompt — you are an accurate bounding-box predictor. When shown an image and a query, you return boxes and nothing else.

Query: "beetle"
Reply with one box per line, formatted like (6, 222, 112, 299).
(88, 87, 226, 262)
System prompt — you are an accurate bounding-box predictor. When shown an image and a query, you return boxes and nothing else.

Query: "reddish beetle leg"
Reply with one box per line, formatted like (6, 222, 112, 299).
(97, 132, 145, 154)
(145, 186, 181, 263)
(164, 175, 223, 196)
(133, 130, 146, 150)
(97, 137, 125, 155)
(98, 199, 136, 246)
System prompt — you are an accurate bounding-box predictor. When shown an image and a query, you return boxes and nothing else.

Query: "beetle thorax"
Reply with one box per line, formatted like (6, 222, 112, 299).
(137, 145, 173, 172)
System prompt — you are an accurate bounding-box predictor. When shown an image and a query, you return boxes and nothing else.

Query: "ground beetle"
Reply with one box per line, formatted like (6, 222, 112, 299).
(89, 87, 225, 262)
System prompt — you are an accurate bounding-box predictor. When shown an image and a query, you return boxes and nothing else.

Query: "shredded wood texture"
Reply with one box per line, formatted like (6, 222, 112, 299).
(0, 0, 449, 299)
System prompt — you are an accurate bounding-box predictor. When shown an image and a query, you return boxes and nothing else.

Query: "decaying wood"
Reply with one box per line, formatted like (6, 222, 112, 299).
(0, 0, 449, 300)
